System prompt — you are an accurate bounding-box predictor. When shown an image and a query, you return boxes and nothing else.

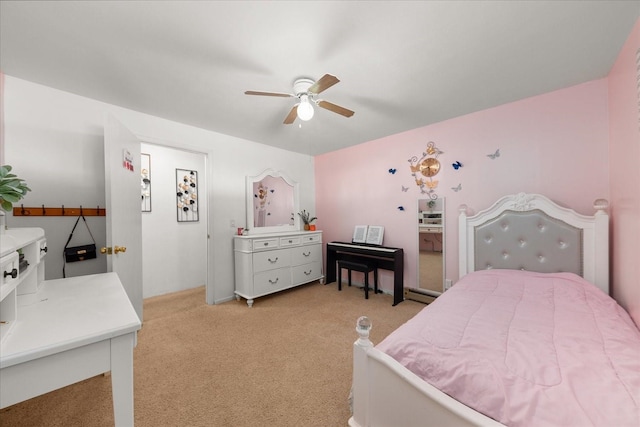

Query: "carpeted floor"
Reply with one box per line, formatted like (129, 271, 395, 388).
(0, 281, 425, 427)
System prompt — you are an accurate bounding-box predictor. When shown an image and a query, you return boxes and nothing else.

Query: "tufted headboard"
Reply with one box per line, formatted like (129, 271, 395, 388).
(459, 193, 609, 295)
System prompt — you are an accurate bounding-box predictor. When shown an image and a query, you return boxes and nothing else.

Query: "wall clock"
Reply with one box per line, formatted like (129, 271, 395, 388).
(420, 157, 440, 177)
(408, 141, 443, 197)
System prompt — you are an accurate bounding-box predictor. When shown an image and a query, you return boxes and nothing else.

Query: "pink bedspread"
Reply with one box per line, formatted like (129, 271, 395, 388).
(377, 270, 640, 426)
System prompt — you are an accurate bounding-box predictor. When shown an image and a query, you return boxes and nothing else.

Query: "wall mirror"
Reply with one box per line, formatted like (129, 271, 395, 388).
(246, 169, 300, 235)
(417, 197, 445, 296)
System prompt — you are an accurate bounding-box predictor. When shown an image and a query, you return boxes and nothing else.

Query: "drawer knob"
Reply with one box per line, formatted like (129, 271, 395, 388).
(268, 278, 279, 285)
(268, 257, 279, 264)
(4, 268, 18, 279)
(40, 246, 48, 253)
(263, 242, 269, 246)
(303, 251, 311, 257)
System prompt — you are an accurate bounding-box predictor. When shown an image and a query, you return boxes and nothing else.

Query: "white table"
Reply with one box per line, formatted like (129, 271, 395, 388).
(0, 272, 141, 426)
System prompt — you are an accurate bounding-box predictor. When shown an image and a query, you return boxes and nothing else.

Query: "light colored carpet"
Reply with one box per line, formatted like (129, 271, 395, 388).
(0, 281, 424, 427)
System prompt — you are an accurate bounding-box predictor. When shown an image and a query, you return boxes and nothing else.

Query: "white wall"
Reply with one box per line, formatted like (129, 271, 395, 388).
(3, 76, 316, 305)
(141, 143, 208, 298)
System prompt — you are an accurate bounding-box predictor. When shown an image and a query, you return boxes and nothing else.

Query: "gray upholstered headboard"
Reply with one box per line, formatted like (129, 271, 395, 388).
(473, 209, 583, 275)
(459, 193, 609, 294)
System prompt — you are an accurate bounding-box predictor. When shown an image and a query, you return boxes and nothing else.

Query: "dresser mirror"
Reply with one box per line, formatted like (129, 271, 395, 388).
(417, 197, 445, 295)
(246, 169, 300, 234)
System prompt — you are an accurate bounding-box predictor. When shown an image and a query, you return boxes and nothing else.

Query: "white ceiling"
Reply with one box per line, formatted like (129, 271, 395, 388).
(1, 1, 638, 156)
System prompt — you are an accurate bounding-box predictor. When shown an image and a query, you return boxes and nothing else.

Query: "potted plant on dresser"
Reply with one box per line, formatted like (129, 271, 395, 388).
(298, 210, 317, 231)
(0, 165, 31, 234)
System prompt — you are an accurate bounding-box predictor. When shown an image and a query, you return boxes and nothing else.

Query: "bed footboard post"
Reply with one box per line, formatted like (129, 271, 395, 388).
(349, 316, 373, 427)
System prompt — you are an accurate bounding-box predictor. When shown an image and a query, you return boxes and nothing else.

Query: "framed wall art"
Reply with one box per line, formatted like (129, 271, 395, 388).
(141, 153, 151, 212)
(176, 169, 199, 222)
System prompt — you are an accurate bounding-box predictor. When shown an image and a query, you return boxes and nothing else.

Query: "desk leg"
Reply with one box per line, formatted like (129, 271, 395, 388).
(111, 333, 136, 427)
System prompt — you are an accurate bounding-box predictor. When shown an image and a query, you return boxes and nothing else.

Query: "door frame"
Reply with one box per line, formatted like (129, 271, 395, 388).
(137, 136, 211, 304)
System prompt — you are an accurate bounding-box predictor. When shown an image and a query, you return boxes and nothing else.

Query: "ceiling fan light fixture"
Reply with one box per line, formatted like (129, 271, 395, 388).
(297, 95, 314, 121)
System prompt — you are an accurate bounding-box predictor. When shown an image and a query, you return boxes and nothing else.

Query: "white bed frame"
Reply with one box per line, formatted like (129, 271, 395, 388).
(349, 193, 609, 427)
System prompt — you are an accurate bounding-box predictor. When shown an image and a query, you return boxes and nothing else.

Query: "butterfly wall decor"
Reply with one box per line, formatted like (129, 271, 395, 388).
(388, 168, 397, 174)
(451, 183, 462, 192)
(487, 149, 500, 159)
(401, 186, 409, 192)
(397, 206, 405, 211)
(452, 161, 463, 170)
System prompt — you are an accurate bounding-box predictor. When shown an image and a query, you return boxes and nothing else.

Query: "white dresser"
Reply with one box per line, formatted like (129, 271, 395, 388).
(234, 230, 324, 307)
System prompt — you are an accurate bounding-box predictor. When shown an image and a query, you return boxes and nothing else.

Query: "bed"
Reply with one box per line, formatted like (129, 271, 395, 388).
(349, 193, 640, 427)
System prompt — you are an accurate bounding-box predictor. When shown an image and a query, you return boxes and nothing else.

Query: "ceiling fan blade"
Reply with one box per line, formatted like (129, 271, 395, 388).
(283, 105, 298, 124)
(317, 100, 355, 118)
(308, 74, 339, 94)
(245, 90, 293, 98)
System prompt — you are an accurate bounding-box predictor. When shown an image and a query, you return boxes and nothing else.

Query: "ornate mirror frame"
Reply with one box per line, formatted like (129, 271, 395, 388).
(246, 169, 300, 235)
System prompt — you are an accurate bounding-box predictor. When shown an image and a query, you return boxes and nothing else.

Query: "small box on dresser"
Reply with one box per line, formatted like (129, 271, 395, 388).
(234, 231, 323, 307)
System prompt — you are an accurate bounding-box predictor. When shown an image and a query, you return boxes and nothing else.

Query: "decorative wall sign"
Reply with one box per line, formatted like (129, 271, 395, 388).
(176, 169, 199, 222)
(141, 153, 151, 212)
(123, 149, 134, 172)
(408, 141, 443, 198)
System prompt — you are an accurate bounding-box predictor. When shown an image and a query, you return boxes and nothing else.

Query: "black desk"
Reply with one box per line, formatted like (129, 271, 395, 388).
(326, 242, 404, 305)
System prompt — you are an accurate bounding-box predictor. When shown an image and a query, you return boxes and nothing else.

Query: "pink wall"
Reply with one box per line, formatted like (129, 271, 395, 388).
(608, 18, 640, 326)
(315, 80, 609, 294)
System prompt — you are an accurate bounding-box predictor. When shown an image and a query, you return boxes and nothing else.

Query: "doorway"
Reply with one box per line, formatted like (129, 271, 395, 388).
(140, 142, 208, 299)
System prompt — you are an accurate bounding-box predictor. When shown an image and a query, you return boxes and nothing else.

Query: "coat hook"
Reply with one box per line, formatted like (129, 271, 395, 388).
(21, 204, 25, 215)
(42, 204, 46, 215)
(62, 205, 65, 215)
(80, 205, 83, 216)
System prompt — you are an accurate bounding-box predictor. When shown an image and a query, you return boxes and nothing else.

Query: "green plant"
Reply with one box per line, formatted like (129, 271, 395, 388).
(0, 165, 31, 212)
(297, 209, 317, 225)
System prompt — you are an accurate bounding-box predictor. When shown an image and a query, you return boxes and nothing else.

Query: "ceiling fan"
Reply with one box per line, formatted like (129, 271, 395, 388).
(245, 74, 355, 124)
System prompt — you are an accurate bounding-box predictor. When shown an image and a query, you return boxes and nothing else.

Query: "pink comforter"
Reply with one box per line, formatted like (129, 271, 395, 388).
(377, 270, 640, 426)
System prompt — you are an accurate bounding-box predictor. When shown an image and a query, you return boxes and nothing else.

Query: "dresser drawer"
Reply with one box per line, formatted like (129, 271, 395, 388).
(252, 238, 279, 251)
(301, 233, 322, 245)
(280, 236, 302, 247)
(253, 267, 292, 295)
(1, 251, 20, 300)
(291, 244, 321, 265)
(253, 248, 290, 272)
(292, 261, 322, 284)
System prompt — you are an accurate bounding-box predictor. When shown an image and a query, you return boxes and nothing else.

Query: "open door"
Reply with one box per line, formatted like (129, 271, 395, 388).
(104, 114, 143, 321)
